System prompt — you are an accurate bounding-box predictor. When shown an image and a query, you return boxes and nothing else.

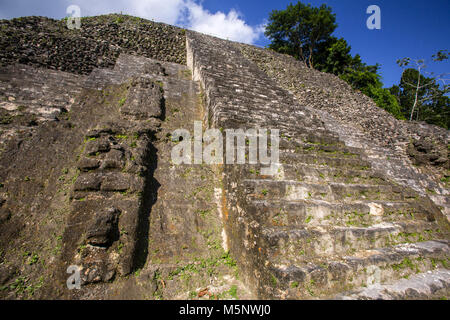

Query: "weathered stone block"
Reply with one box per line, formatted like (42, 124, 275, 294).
(121, 77, 163, 120)
(143, 61, 167, 76)
(100, 173, 144, 192)
(0, 208, 11, 224)
(73, 173, 102, 191)
(79, 246, 117, 284)
(0, 265, 17, 286)
(100, 149, 125, 170)
(100, 173, 131, 192)
(86, 207, 120, 247)
(78, 157, 101, 172)
(85, 138, 111, 156)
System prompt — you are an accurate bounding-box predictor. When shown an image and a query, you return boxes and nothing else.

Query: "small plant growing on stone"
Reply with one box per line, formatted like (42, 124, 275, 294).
(228, 285, 238, 299)
(271, 275, 277, 286)
(27, 253, 39, 265)
(115, 16, 125, 24)
(118, 97, 127, 106)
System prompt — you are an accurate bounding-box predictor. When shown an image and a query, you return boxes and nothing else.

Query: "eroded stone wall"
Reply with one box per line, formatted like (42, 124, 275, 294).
(0, 15, 186, 75)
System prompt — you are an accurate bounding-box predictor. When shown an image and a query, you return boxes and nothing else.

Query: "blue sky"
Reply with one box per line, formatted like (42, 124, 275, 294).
(0, 0, 449, 88)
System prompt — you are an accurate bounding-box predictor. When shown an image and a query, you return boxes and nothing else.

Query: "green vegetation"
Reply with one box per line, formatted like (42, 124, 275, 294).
(265, 2, 336, 69)
(118, 97, 127, 106)
(0, 114, 13, 124)
(391, 53, 449, 128)
(115, 15, 125, 24)
(265, 1, 448, 127)
(115, 134, 128, 140)
(167, 251, 238, 282)
(228, 285, 238, 299)
(305, 279, 316, 296)
(188, 291, 197, 299)
(1, 275, 44, 298)
(271, 275, 278, 286)
(391, 257, 420, 273)
(117, 242, 124, 253)
(27, 253, 39, 265)
(182, 69, 192, 78)
(196, 208, 212, 218)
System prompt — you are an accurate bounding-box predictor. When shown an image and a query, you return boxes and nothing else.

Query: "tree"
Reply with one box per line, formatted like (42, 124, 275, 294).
(366, 86, 405, 120)
(420, 93, 450, 129)
(264, 2, 423, 123)
(340, 64, 381, 92)
(391, 68, 449, 128)
(314, 37, 353, 75)
(265, 2, 337, 68)
(396, 50, 449, 122)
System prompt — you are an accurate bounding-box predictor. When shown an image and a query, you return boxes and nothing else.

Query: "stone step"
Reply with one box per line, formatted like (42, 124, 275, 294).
(0, 92, 73, 106)
(279, 138, 355, 155)
(280, 152, 371, 170)
(279, 129, 340, 146)
(242, 179, 416, 203)
(0, 84, 81, 105)
(214, 109, 320, 130)
(0, 77, 82, 91)
(216, 84, 284, 104)
(334, 268, 450, 300)
(0, 102, 65, 122)
(263, 221, 441, 261)
(0, 64, 86, 88)
(243, 163, 386, 185)
(247, 199, 432, 228)
(266, 240, 450, 299)
(83, 68, 127, 89)
(0, 72, 82, 116)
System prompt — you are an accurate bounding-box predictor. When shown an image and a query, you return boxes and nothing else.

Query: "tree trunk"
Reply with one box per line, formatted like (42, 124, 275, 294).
(308, 46, 313, 69)
(410, 67, 421, 121)
(299, 45, 306, 65)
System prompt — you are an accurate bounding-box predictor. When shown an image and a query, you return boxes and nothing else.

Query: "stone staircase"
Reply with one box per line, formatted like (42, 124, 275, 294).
(186, 31, 450, 299)
(239, 135, 449, 299)
(240, 44, 450, 224)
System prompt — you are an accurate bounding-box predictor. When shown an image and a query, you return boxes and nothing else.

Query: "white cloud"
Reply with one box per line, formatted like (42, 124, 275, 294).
(127, 0, 186, 25)
(183, 1, 263, 44)
(72, 0, 185, 24)
(70, 0, 263, 44)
